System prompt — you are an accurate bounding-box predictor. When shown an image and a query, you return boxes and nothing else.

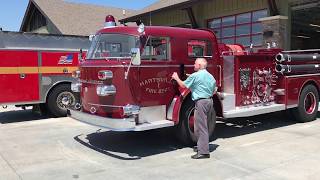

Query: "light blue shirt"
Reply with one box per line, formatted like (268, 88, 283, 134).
(183, 69, 216, 101)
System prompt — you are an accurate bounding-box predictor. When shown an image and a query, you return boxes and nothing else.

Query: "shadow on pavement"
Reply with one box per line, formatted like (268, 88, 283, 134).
(0, 109, 46, 124)
(214, 111, 300, 139)
(74, 127, 185, 160)
(74, 110, 319, 160)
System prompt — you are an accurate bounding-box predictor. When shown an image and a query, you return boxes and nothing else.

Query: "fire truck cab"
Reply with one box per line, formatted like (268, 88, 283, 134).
(69, 16, 320, 145)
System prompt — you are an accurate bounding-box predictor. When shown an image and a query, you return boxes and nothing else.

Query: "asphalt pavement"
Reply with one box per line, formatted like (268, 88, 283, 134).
(1, 106, 320, 180)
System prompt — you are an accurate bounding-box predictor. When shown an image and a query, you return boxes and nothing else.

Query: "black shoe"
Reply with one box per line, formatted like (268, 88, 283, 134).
(193, 146, 198, 152)
(191, 153, 210, 159)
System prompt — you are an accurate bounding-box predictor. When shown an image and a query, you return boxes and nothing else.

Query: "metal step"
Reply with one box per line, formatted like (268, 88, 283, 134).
(134, 120, 174, 131)
(223, 103, 286, 118)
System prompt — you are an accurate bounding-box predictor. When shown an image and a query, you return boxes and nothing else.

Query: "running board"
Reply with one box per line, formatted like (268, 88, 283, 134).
(134, 120, 174, 131)
(223, 104, 286, 118)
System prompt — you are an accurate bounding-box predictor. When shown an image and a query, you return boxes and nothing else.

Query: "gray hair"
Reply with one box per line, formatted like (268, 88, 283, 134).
(196, 58, 208, 69)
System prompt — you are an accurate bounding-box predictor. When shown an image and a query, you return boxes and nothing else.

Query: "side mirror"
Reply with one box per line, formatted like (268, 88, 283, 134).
(78, 48, 86, 62)
(137, 23, 145, 34)
(131, 48, 141, 65)
(89, 34, 95, 41)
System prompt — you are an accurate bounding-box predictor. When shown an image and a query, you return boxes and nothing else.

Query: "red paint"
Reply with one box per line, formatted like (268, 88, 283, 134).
(304, 92, 316, 114)
(41, 52, 79, 67)
(80, 26, 219, 118)
(0, 50, 39, 103)
(0, 49, 81, 105)
(285, 76, 320, 107)
(79, 25, 320, 127)
(172, 96, 183, 124)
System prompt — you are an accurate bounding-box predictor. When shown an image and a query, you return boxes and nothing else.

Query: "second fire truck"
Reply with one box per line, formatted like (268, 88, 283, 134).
(69, 16, 320, 144)
(0, 31, 89, 117)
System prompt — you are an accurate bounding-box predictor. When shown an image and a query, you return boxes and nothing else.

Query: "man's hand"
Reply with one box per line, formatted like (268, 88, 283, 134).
(213, 87, 218, 94)
(171, 72, 186, 88)
(171, 72, 179, 81)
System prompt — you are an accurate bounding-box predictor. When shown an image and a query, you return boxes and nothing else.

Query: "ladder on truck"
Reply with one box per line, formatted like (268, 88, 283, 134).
(0, 31, 89, 51)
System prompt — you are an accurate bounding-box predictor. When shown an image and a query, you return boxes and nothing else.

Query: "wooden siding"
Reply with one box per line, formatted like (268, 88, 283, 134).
(140, 0, 273, 27)
(194, 0, 269, 27)
(142, 8, 190, 26)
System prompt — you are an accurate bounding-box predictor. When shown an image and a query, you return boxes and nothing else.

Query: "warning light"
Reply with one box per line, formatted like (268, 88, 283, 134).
(105, 15, 116, 28)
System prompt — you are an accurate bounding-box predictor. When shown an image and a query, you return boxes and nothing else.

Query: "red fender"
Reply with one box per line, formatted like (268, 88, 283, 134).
(168, 87, 190, 124)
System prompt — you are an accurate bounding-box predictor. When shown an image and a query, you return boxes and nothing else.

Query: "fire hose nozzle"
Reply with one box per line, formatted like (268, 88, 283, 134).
(275, 53, 285, 63)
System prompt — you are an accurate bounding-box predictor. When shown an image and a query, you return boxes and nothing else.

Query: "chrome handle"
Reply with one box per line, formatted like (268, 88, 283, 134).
(20, 73, 26, 79)
(217, 65, 222, 87)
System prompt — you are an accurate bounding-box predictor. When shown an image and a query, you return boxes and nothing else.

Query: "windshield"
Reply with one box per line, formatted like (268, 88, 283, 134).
(87, 34, 139, 60)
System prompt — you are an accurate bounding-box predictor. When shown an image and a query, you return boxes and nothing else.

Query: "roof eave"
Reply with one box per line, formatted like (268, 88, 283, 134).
(119, 0, 196, 23)
(19, 1, 33, 31)
(20, 0, 62, 34)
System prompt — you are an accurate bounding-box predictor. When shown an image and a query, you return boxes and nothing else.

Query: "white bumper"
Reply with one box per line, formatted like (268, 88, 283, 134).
(68, 109, 136, 131)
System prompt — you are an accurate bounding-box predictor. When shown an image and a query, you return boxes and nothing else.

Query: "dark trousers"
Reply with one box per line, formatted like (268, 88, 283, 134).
(194, 98, 213, 154)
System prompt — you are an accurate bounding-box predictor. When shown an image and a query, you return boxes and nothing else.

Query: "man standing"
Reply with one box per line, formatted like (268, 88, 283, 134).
(171, 58, 216, 159)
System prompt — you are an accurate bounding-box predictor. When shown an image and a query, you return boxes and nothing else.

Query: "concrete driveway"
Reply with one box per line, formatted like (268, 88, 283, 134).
(1, 106, 320, 180)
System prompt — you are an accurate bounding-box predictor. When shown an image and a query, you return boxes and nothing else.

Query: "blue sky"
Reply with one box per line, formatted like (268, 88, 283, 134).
(0, 0, 157, 31)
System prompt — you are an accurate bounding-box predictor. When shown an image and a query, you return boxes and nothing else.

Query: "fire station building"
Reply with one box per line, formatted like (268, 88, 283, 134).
(120, 0, 320, 50)
(20, 0, 135, 36)
(21, 0, 320, 50)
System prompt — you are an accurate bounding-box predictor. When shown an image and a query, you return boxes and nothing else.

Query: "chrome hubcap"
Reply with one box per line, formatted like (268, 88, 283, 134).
(57, 92, 75, 109)
(304, 92, 316, 114)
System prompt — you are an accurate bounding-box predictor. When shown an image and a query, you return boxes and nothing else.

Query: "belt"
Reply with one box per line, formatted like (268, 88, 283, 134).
(195, 97, 212, 101)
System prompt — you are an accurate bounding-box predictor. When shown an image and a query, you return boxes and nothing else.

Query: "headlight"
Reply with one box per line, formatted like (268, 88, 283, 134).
(98, 70, 113, 80)
(71, 82, 81, 92)
(72, 70, 81, 78)
(96, 85, 116, 96)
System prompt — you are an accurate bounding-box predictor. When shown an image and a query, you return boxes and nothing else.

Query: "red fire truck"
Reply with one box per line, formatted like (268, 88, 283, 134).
(69, 16, 320, 144)
(0, 31, 89, 117)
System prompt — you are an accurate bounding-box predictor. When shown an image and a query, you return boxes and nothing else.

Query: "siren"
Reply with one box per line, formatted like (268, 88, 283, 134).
(105, 15, 117, 28)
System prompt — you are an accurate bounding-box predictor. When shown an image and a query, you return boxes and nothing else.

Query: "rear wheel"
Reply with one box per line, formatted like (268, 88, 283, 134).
(292, 85, 319, 122)
(177, 98, 216, 146)
(46, 84, 79, 117)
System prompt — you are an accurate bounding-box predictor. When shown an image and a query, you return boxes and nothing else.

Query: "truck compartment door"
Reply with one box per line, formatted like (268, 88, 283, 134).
(0, 51, 39, 104)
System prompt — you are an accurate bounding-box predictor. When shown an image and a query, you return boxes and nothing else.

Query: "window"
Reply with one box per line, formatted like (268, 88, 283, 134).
(236, 24, 251, 36)
(87, 34, 139, 60)
(236, 13, 251, 24)
(222, 16, 235, 26)
(188, 40, 212, 58)
(27, 8, 47, 31)
(141, 37, 169, 61)
(208, 9, 268, 48)
(222, 27, 235, 37)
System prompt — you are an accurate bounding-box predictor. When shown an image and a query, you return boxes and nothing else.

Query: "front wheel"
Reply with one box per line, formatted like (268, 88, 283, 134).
(292, 84, 319, 122)
(176, 98, 216, 146)
(46, 84, 79, 117)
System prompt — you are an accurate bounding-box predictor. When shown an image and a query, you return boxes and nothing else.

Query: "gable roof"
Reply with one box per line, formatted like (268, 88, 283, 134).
(120, 0, 193, 23)
(20, 0, 136, 36)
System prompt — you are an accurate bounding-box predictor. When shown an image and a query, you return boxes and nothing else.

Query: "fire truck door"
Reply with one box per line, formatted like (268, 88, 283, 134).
(134, 37, 178, 106)
(0, 50, 39, 104)
(136, 61, 178, 106)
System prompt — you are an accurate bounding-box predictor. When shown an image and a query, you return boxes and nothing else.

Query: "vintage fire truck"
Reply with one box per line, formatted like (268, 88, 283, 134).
(0, 31, 89, 117)
(69, 16, 320, 144)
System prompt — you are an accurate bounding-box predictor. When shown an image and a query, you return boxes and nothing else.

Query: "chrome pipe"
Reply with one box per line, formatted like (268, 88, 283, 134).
(275, 53, 320, 63)
(275, 64, 320, 74)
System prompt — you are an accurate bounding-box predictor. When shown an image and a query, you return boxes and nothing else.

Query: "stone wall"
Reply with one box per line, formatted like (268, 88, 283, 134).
(259, 15, 289, 49)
